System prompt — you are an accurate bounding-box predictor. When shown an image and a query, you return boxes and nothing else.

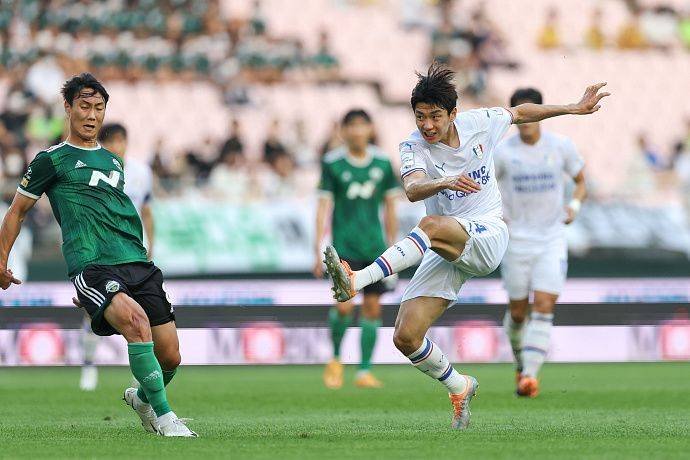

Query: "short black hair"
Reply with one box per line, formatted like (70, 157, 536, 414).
(342, 109, 372, 125)
(410, 62, 457, 114)
(510, 88, 543, 107)
(61, 73, 109, 106)
(98, 123, 127, 143)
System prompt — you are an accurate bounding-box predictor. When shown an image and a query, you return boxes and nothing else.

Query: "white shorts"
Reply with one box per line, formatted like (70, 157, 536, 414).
(401, 217, 508, 304)
(500, 236, 568, 300)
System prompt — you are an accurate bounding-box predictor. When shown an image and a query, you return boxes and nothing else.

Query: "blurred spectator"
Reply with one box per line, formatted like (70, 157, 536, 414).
(25, 104, 63, 147)
(218, 119, 245, 161)
(262, 150, 299, 199)
(208, 149, 256, 202)
(585, 7, 607, 50)
(263, 119, 288, 164)
(289, 119, 317, 166)
(311, 30, 340, 80)
(640, 6, 678, 51)
(637, 133, 665, 170)
(537, 7, 561, 49)
(617, 10, 647, 49)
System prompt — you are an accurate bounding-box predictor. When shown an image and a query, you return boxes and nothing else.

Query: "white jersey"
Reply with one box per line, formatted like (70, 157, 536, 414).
(124, 158, 153, 212)
(494, 131, 584, 242)
(399, 107, 513, 220)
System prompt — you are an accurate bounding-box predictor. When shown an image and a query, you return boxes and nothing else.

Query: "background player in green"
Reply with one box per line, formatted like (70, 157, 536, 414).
(0, 73, 196, 437)
(314, 109, 399, 389)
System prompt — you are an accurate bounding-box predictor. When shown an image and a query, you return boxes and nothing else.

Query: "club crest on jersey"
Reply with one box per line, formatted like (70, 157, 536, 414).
(113, 158, 123, 170)
(369, 167, 383, 181)
(105, 280, 120, 293)
(472, 144, 484, 159)
(341, 171, 352, 182)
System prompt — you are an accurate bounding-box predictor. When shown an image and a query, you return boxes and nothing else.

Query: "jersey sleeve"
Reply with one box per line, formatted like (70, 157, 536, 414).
(485, 107, 513, 150)
(317, 161, 335, 197)
(399, 141, 428, 179)
(17, 152, 57, 199)
(562, 138, 585, 177)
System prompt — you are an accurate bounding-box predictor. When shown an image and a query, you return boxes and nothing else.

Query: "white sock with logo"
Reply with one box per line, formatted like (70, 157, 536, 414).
(521, 312, 554, 378)
(354, 226, 431, 291)
(406, 337, 467, 394)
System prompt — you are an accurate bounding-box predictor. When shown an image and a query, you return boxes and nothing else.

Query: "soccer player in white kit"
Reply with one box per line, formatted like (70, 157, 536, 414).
(324, 64, 609, 429)
(79, 123, 156, 390)
(495, 88, 587, 398)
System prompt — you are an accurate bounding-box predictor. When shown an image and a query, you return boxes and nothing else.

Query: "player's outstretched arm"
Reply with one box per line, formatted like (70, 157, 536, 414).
(0, 193, 37, 289)
(508, 83, 611, 124)
(403, 171, 481, 202)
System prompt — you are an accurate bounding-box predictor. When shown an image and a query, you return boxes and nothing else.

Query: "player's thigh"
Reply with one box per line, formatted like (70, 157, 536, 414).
(127, 264, 176, 330)
(500, 244, 533, 302)
(103, 292, 152, 342)
(402, 250, 465, 306)
(419, 215, 471, 261)
(361, 293, 382, 319)
(452, 217, 508, 277)
(531, 238, 567, 304)
(151, 321, 181, 370)
(394, 296, 449, 353)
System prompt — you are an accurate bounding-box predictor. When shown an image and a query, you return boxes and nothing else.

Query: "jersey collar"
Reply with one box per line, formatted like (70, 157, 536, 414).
(345, 146, 374, 168)
(65, 141, 102, 151)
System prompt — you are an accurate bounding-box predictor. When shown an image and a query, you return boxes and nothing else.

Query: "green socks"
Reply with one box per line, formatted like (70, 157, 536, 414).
(128, 342, 171, 417)
(137, 368, 176, 405)
(329, 308, 352, 358)
(359, 318, 381, 371)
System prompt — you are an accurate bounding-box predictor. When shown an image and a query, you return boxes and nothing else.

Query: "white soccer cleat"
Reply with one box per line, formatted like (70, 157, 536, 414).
(79, 365, 98, 391)
(156, 412, 198, 437)
(123, 387, 159, 434)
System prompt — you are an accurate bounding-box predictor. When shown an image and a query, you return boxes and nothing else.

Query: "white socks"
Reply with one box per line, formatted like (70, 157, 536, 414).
(406, 337, 467, 395)
(82, 323, 99, 366)
(353, 227, 431, 291)
(521, 312, 554, 378)
(503, 310, 525, 372)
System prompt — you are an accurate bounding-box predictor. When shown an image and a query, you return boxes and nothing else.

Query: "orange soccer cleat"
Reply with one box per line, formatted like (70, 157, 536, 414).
(449, 375, 479, 430)
(355, 372, 383, 388)
(516, 376, 540, 398)
(323, 358, 344, 389)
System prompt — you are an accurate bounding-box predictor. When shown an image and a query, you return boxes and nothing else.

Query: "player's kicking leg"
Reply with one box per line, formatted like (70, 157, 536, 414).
(325, 216, 460, 302)
(517, 291, 557, 398)
(79, 315, 99, 391)
(323, 299, 354, 389)
(105, 293, 196, 437)
(394, 297, 478, 430)
(355, 293, 383, 388)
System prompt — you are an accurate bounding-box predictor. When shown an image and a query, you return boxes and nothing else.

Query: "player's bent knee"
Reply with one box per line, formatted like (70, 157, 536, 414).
(418, 215, 440, 238)
(393, 328, 423, 355)
(158, 349, 181, 371)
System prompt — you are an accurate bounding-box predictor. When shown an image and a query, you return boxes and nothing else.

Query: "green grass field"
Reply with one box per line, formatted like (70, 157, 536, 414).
(1, 363, 688, 459)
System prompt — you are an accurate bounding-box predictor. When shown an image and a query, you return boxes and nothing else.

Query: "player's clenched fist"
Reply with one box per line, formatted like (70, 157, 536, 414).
(0, 268, 21, 290)
(445, 174, 482, 194)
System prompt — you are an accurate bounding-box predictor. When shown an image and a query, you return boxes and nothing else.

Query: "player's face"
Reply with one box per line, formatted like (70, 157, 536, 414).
(103, 133, 127, 157)
(414, 103, 456, 144)
(342, 117, 372, 151)
(65, 89, 106, 142)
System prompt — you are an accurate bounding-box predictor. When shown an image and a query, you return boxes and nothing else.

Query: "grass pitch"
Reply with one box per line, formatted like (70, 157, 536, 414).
(1, 363, 688, 459)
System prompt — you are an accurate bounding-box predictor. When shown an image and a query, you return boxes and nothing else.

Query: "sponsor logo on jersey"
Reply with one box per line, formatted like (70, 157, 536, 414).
(113, 158, 123, 170)
(25, 167, 32, 178)
(369, 167, 383, 181)
(20, 177, 29, 187)
(75, 160, 87, 169)
(472, 144, 484, 159)
(105, 280, 120, 293)
(438, 166, 491, 200)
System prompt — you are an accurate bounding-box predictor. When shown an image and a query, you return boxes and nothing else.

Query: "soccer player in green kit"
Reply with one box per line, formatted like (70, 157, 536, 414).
(0, 73, 196, 437)
(314, 109, 399, 389)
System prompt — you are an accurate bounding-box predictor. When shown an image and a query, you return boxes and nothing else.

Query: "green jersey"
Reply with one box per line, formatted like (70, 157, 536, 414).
(318, 145, 399, 261)
(18, 142, 148, 277)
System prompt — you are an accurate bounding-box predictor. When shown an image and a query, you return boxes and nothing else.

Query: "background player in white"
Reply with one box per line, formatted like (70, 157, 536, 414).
(79, 123, 156, 390)
(495, 88, 587, 398)
(324, 63, 609, 429)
